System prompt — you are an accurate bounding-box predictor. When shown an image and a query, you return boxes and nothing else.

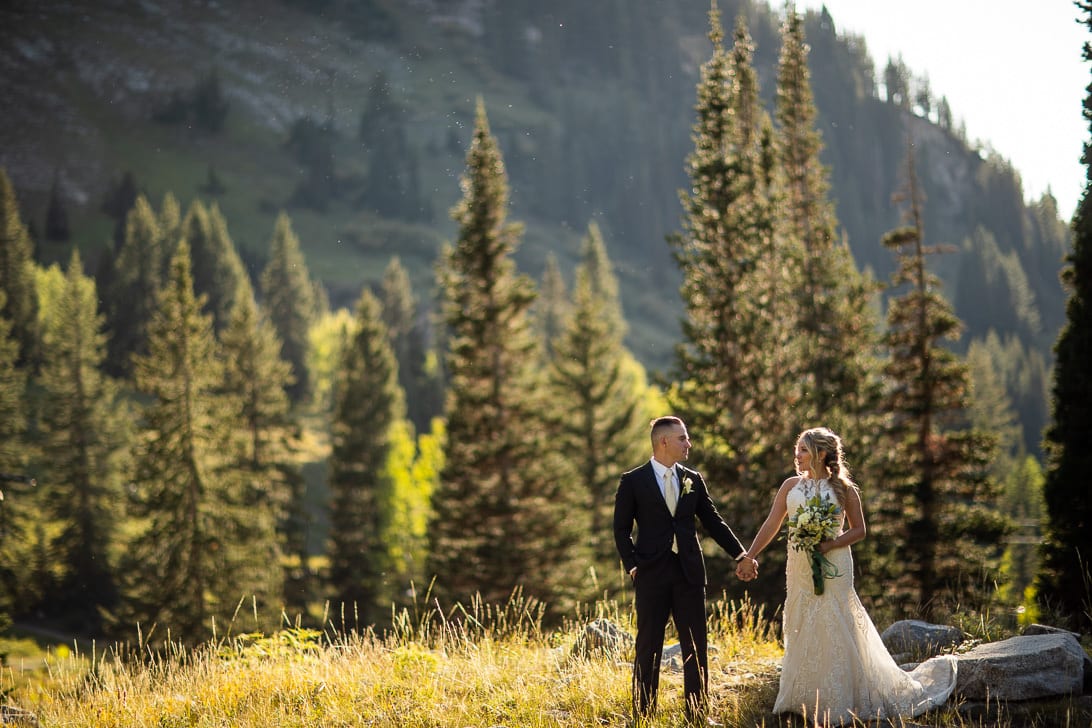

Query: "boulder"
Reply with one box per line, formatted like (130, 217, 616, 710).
(570, 618, 633, 659)
(957, 633, 1087, 701)
(661, 642, 717, 672)
(1022, 624, 1092, 693)
(0, 706, 39, 727)
(881, 619, 964, 658)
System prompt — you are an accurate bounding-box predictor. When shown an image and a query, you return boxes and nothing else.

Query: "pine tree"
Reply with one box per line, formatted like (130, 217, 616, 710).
(36, 251, 128, 631)
(548, 222, 647, 574)
(536, 253, 568, 359)
(1038, 0, 1092, 633)
(0, 296, 26, 633)
(217, 277, 294, 611)
(117, 240, 278, 642)
(260, 212, 317, 404)
(0, 295, 31, 625)
(0, 170, 38, 364)
(105, 195, 166, 376)
(181, 200, 249, 333)
(776, 5, 881, 440)
(873, 142, 1009, 619)
(428, 100, 584, 614)
(669, 7, 796, 601)
(379, 256, 434, 430)
(44, 172, 70, 243)
(0, 296, 25, 485)
(101, 170, 140, 248)
(327, 289, 404, 624)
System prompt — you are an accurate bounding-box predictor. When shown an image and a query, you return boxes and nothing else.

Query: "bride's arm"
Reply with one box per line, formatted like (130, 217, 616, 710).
(818, 485, 866, 554)
(741, 476, 796, 561)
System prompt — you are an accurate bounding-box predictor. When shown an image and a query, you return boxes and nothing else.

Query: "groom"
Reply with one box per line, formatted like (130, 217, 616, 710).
(614, 416, 757, 723)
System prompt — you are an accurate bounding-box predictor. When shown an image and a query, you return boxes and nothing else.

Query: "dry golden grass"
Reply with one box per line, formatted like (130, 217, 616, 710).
(6, 594, 1090, 728)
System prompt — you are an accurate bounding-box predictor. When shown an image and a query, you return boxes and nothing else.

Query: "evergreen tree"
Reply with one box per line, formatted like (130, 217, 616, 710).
(101, 170, 140, 248)
(548, 222, 647, 574)
(181, 200, 249, 333)
(0, 170, 38, 364)
(669, 7, 797, 601)
(217, 277, 295, 610)
(776, 5, 881, 440)
(327, 289, 404, 624)
(36, 251, 128, 631)
(428, 100, 584, 614)
(44, 171, 70, 243)
(1039, 1, 1092, 633)
(873, 142, 1009, 619)
(998, 456, 1045, 620)
(0, 295, 31, 625)
(536, 253, 569, 359)
(104, 195, 166, 376)
(158, 192, 182, 256)
(260, 212, 317, 404)
(117, 241, 278, 642)
(379, 258, 442, 434)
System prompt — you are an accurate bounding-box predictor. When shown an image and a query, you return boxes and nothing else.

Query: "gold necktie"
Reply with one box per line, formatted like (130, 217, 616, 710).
(664, 469, 678, 516)
(664, 469, 678, 553)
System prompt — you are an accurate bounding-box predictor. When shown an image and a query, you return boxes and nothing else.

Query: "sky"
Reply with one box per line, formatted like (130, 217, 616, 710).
(795, 0, 1088, 220)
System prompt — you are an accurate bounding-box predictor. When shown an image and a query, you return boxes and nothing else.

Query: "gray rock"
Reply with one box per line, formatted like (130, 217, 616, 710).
(1021, 623, 1092, 693)
(661, 642, 717, 672)
(881, 619, 964, 658)
(1021, 623, 1081, 639)
(957, 633, 1087, 701)
(0, 706, 39, 727)
(570, 618, 633, 659)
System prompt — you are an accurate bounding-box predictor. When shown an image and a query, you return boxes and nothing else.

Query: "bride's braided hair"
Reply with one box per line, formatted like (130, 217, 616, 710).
(797, 427, 858, 507)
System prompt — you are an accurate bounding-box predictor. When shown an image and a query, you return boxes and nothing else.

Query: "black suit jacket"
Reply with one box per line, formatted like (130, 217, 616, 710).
(613, 461, 745, 585)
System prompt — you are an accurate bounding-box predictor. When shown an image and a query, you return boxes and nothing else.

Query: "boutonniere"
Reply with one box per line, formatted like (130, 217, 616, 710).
(681, 476, 694, 496)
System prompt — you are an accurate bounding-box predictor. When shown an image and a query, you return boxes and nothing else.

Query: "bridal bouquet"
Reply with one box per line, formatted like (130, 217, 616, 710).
(786, 494, 842, 595)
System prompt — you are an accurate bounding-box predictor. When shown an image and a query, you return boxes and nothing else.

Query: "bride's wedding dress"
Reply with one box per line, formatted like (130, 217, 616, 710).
(775, 479, 958, 724)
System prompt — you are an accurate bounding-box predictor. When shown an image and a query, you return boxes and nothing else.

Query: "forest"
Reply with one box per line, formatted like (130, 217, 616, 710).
(0, 0, 1087, 652)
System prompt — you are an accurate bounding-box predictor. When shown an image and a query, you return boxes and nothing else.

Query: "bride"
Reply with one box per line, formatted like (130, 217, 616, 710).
(736, 427, 957, 724)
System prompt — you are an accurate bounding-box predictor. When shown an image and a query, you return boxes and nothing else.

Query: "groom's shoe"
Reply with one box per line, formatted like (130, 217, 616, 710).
(684, 713, 722, 727)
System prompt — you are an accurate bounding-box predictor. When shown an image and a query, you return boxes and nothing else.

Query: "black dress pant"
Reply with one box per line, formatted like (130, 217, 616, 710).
(632, 553, 708, 716)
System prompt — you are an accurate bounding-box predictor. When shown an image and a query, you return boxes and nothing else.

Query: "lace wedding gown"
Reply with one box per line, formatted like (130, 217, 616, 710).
(774, 478, 958, 725)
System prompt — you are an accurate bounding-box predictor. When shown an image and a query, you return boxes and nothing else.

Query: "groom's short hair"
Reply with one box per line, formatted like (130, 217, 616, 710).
(650, 415, 684, 445)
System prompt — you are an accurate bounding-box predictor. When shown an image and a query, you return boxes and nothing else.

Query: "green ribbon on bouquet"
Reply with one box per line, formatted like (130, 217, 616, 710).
(809, 550, 842, 595)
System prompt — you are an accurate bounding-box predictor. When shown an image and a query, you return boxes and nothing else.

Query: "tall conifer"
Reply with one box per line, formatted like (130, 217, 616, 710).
(775, 6, 881, 439)
(670, 7, 795, 601)
(0, 170, 38, 364)
(0, 297, 25, 483)
(874, 143, 1009, 618)
(536, 253, 568, 360)
(118, 241, 278, 642)
(260, 212, 317, 404)
(181, 200, 248, 333)
(44, 172, 70, 243)
(327, 289, 404, 624)
(217, 277, 294, 610)
(36, 251, 128, 630)
(379, 257, 437, 430)
(428, 100, 583, 613)
(1038, 1, 1092, 632)
(548, 222, 646, 574)
(0, 296, 31, 624)
(105, 195, 165, 376)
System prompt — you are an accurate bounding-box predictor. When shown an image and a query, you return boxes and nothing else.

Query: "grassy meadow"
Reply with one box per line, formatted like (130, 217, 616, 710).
(3, 594, 1090, 728)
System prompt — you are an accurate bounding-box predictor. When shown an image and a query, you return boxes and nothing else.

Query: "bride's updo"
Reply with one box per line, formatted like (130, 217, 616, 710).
(796, 427, 858, 506)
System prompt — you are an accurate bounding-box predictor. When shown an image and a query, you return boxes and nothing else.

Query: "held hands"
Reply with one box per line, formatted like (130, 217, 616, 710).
(735, 555, 759, 581)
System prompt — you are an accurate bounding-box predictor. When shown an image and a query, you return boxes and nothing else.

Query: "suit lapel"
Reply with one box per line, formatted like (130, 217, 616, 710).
(643, 462, 669, 514)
